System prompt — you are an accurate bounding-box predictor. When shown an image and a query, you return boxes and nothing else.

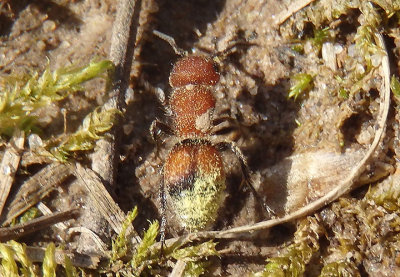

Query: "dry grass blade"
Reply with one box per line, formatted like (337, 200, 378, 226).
(0, 130, 24, 216)
(37, 202, 68, 230)
(1, 163, 74, 226)
(23, 246, 100, 269)
(0, 209, 79, 242)
(74, 163, 140, 242)
(169, 260, 187, 277)
(67, 227, 109, 254)
(274, 0, 316, 25)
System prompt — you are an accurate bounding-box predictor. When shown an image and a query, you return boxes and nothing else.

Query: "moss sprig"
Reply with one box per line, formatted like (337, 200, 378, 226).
(0, 60, 114, 138)
(106, 207, 219, 276)
(111, 207, 138, 262)
(171, 241, 218, 261)
(390, 75, 400, 104)
(46, 107, 121, 162)
(0, 243, 19, 276)
(131, 220, 159, 269)
(42, 243, 56, 277)
(252, 217, 322, 277)
(288, 73, 314, 100)
(0, 241, 77, 277)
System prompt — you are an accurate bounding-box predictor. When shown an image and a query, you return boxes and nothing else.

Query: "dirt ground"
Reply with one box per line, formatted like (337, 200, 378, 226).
(1, 0, 400, 276)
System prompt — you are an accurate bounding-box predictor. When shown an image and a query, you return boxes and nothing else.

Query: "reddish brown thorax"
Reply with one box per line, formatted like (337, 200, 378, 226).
(168, 55, 220, 138)
(169, 86, 216, 137)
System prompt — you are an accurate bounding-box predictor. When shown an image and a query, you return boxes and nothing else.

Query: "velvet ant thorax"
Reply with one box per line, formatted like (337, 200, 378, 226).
(169, 85, 216, 137)
(169, 55, 220, 88)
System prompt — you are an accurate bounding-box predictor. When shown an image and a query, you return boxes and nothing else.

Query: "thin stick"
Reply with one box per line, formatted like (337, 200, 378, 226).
(0, 130, 24, 216)
(274, 0, 316, 26)
(83, 0, 143, 250)
(169, 260, 187, 277)
(0, 209, 79, 242)
(23, 246, 100, 268)
(91, 0, 141, 186)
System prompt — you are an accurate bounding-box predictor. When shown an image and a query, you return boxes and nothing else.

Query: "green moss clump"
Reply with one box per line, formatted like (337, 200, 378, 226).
(288, 73, 314, 100)
(252, 218, 322, 277)
(106, 207, 219, 276)
(0, 241, 72, 276)
(45, 107, 121, 162)
(16, 207, 41, 225)
(0, 60, 114, 138)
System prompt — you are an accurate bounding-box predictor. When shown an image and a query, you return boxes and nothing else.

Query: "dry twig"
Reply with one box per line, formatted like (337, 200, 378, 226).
(91, 0, 141, 185)
(77, 0, 144, 252)
(0, 209, 79, 242)
(1, 163, 73, 226)
(0, 131, 24, 216)
(274, 0, 316, 25)
(169, 260, 187, 277)
(74, 163, 140, 242)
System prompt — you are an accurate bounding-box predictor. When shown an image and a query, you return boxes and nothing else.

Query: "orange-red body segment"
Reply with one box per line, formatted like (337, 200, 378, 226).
(169, 55, 220, 87)
(169, 86, 216, 137)
(163, 140, 226, 230)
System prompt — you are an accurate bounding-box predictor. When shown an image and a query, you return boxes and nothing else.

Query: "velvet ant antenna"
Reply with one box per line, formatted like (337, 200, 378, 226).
(153, 30, 188, 57)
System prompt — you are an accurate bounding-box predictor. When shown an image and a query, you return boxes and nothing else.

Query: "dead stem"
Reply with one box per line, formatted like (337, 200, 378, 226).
(79, 0, 144, 252)
(169, 260, 187, 277)
(23, 245, 100, 269)
(0, 130, 24, 216)
(1, 163, 73, 226)
(91, 0, 141, 185)
(0, 209, 79, 242)
(274, 0, 316, 25)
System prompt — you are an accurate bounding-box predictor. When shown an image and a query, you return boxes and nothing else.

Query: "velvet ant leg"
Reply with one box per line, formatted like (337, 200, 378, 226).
(150, 120, 174, 143)
(150, 120, 174, 159)
(159, 169, 167, 256)
(215, 141, 276, 219)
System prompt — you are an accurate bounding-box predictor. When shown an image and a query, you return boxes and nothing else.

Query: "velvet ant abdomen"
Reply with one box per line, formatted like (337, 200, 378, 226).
(169, 55, 220, 87)
(163, 139, 226, 231)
